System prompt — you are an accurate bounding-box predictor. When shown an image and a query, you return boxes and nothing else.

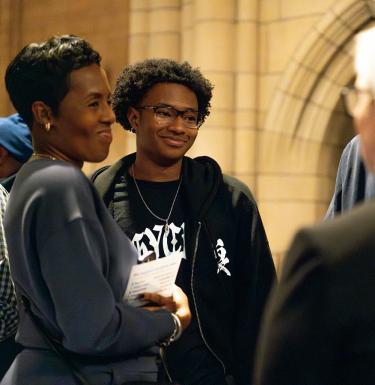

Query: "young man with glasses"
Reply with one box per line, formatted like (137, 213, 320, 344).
(92, 58, 276, 385)
(254, 26, 375, 385)
(325, 87, 375, 219)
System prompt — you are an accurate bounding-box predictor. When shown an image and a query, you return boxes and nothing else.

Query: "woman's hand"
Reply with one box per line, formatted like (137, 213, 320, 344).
(172, 285, 191, 330)
(141, 292, 177, 313)
(142, 285, 191, 330)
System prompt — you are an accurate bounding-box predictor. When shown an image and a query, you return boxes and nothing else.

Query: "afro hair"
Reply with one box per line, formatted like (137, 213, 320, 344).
(112, 58, 214, 131)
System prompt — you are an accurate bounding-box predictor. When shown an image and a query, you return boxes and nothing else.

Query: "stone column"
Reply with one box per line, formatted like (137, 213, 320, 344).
(233, 0, 258, 190)
(188, 0, 236, 173)
(181, 0, 193, 62)
(128, 0, 150, 64)
(149, 0, 181, 60)
(128, 0, 181, 63)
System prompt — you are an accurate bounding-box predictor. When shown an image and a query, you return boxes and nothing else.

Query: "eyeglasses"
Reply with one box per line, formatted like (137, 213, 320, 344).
(342, 86, 374, 116)
(136, 105, 200, 129)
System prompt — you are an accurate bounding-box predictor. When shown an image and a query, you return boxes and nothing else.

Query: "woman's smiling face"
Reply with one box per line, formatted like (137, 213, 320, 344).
(48, 64, 115, 165)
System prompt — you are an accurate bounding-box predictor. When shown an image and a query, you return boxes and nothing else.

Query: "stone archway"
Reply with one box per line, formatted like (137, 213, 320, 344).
(258, 0, 375, 268)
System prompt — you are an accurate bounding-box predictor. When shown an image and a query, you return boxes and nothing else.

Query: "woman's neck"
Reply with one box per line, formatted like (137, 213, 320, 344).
(32, 146, 83, 169)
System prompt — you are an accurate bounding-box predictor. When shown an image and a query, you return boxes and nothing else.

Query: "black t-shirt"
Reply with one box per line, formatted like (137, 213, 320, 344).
(119, 175, 192, 317)
(125, 177, 186, 264)
(113, 172, 226, 384)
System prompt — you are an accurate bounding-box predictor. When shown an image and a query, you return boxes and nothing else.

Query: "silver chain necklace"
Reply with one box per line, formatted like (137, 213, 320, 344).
(131, 163, 182, 235)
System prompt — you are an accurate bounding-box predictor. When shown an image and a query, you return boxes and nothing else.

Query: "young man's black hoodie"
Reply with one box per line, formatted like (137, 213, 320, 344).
(92, 153, 276, 385)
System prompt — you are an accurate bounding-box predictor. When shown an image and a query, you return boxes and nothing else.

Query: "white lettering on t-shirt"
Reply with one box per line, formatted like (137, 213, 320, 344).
(132, 222, 186, 263)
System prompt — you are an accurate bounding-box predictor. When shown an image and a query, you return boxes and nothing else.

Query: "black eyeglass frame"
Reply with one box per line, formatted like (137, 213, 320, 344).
(135, 105, 201, 128)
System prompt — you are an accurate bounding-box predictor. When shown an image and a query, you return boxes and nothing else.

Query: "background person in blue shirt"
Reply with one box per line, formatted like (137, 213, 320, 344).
(0, 184, 19, 380)
(0, 113, 31, 379)
(0, 113, 32, 192)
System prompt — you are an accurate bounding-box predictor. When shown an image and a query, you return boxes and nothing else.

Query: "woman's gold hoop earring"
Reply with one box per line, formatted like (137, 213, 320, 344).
(45, 122, 51, 132)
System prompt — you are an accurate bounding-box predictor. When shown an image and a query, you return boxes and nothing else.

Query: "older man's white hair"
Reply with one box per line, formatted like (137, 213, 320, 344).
(355, 26, 375, 94)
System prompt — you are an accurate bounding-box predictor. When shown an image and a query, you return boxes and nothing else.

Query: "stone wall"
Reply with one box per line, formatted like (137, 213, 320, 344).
(1, 0, 374, 269)
(0, 0, 130, 171)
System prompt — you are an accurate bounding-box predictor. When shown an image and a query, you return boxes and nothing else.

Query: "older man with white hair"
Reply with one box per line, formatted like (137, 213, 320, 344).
(254, 26, 375, 385)
(325, 26, 375, 219)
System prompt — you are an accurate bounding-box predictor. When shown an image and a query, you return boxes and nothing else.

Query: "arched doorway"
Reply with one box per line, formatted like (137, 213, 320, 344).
(259, 0, 375, 269)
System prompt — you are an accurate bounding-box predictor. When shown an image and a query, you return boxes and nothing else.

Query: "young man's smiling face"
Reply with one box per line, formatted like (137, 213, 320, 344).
(128, 82, 199, 166)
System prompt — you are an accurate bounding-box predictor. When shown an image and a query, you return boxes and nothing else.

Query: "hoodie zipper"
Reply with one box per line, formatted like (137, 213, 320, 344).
(191, 221, 227, 375)
(160, 221, 226, 383)
(159, 346, 173, 383)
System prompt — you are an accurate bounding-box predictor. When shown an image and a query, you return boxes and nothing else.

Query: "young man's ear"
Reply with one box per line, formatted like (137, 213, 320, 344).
(31, 101, 53, 131)
(127, 106, 140, 133)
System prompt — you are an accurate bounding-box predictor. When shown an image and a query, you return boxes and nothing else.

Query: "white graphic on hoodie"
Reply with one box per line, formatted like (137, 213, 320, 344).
(215, 238, 231, 276)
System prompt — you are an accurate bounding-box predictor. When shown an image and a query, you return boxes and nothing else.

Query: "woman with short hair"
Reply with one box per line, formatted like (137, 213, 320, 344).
(2, 35, 190, 385)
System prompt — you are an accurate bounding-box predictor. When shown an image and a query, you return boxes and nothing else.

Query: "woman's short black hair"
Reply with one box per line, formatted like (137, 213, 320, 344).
(5, 35, 101, 127)
(112, 58, 214, 130)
